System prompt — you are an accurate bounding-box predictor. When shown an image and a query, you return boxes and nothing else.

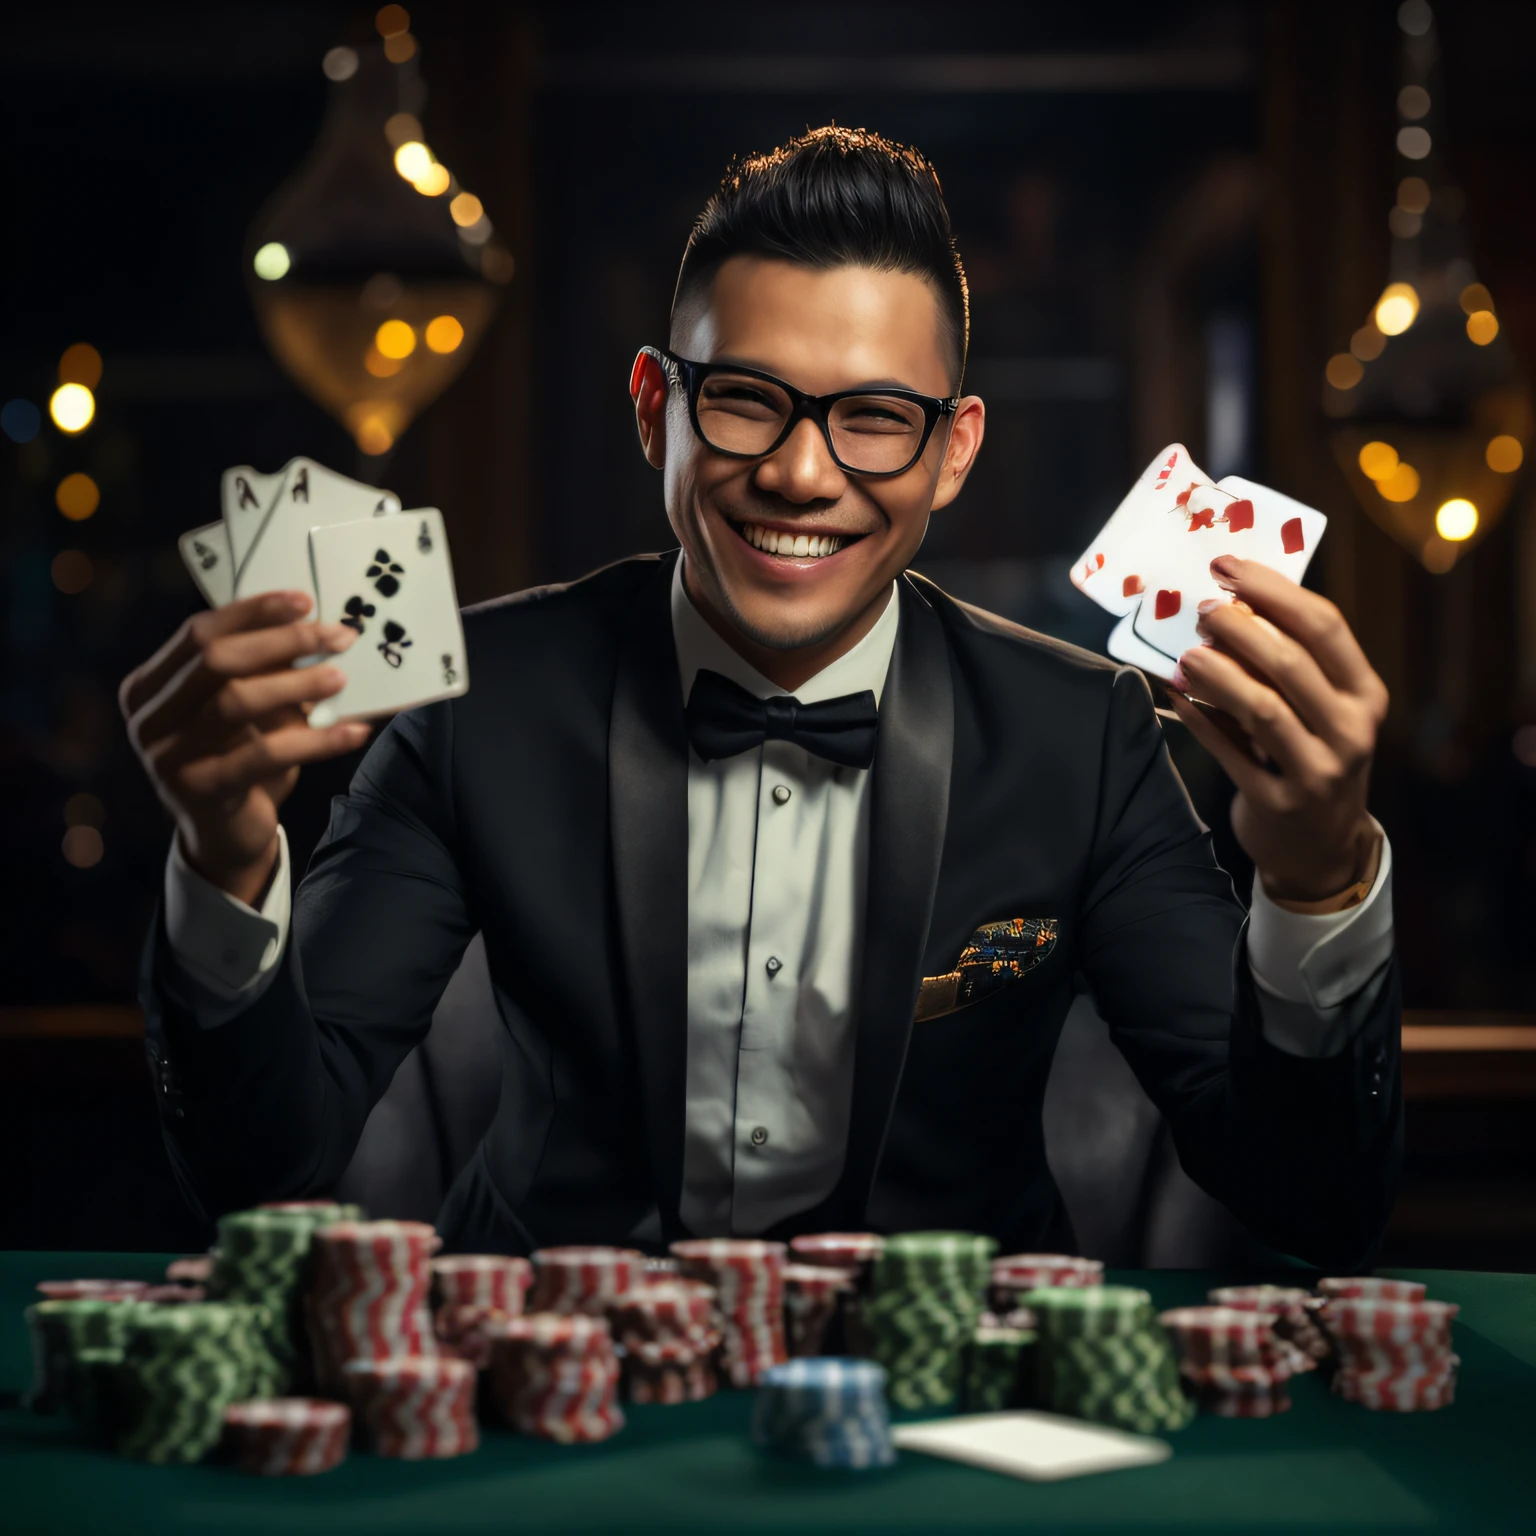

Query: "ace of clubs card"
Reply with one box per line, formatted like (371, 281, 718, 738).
(178, 521, 235, 607)
(221, 465, 286, 583)
(307, 509, 469, 727)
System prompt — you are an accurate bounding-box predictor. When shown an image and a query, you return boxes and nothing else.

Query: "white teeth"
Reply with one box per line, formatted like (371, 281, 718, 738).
(792, 535, 810, 557)
(737, 523, 849, 558)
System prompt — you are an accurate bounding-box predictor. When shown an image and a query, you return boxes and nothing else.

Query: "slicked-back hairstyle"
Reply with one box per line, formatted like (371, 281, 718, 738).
(672, 125, 970, 384)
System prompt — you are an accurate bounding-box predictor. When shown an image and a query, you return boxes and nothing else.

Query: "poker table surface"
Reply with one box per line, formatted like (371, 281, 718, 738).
(3, 1255, 1533, 1535)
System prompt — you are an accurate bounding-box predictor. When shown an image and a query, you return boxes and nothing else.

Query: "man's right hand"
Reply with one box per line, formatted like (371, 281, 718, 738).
(120, 592, 371, 907)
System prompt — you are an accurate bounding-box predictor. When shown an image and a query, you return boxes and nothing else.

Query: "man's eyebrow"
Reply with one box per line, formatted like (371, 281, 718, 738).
(706, 355, 926, 393)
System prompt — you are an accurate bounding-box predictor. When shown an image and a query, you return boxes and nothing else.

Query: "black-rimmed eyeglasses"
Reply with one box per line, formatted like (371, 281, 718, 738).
(641, 346, 958, 478)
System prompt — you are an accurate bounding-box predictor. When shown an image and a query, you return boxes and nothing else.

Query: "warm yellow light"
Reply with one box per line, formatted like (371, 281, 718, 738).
(425, 315, 464, 353)
(364, 346, 403, 378)
(1396, 176, 1430, 214)
(49, 383, 95, 434)
(1487, 435, 1524, 473)
(1358, 441, 1399, 481)
(449, 192, 483, 228)
(1325, 353, 1363, 390)
(58, 343, 103, 389)
(1466, 310, 1499, 346)
(383, 32, 416, 63)
(51, 549, 93, 593)
(414, 162, 450, 196)
(394, 141, 432, 184)
(354, 415, 395, 455)
(1350, 324, 1386, 362)
(55, 472, 100, 520)
(1377, 462, 1421, 503)
(253, 241, 291, 281)
(1375, 282, 1419, 336)
(1459, 283, 1493, 315)
(383, 112, 422, 148)
(374, 319, 416, 360)
(1435, 498, 1478, 541)
(376, 4, 410, 36)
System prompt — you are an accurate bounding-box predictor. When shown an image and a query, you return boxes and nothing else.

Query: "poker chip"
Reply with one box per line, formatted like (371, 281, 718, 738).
(25, 1298, 143, 1416)
(621, 1338, 718, 1404)
(1208, 1284, 1327, 1368)
(487, 1313, 625, 1442)
(257, 1201, 364, 1221)
(434, 1305, 515, 1370)
(751, 1357, 896, 1470)
(864, 1232, 996, 1410)
(788, 1233, 887, 1275)
(343, 1356, 480, 1458)
(166, 1256, 215, 1285)
(1157, 1306, 1285, 1373)
(1317, 1277, 1427, 1303)
(962, 1320, 1037, 1412)
(223, 1398, 350, 1475)
(36, 1280, 149, 1302)
(608, 1280, 721, 1353)
(1321, 1296, 1459, 1413)
(783, 1264, 856, 1358)
(433, 1255, 533, 1314)
(671, 1239, 788, 1387)
(990, 1254, 1102, 1312)
(306, 1221, 441, 1395)
(528, 1246, 643, 1316)
(1332, 1357, 1459, 1412)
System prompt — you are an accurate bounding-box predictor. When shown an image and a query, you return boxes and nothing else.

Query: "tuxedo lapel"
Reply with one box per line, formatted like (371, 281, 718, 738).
(833, 573, 954, 1224)
(609, 552, 690, 1239)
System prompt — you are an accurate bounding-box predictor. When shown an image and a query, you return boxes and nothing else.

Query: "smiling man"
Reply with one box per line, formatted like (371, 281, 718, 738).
(122, 126, 1400, 1266)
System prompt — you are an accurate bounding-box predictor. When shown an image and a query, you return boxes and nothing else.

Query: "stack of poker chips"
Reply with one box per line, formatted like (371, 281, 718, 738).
(343, 1357, 480, 1458)
(1321, 1291, 1459, 1412)
(431, 1255, 533, 1368)
(1209, 1284, 1328, 1372)
(990, 1254, 1103, 1313)
(25, 1297, 143, 1417)
(306, 1221, 440, 1395)
(223, 1398, 351, 1476)
(608, 1280, 723, 1403)
(962, 1310, 1039, 1413)
(487, 1312, 625, 1442)
(751, 1358, 896, 1470)
(790, 1233, 886, 1355)
(671, 1239, 789, 1387)
(783, 1264, 857, 1358)
(1027, 1285, 1194, 1435)
(1158, 1305, 1296, 1417)
(528, 1246, 643, 1316)
(863, 1232, 996, 1410)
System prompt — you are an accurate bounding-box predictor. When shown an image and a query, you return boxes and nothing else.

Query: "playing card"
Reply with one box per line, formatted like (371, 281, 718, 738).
(1106, 609, 1183, 681)
(178, 522, 234, 607)
(233, 457, 401, 610)
(1069, 443, 1214, 618)
(221, 465, 286, 585)
(1130, 474, 1327, 667)
(892, 1412, 1171, 1482)
(307, 509, 468, 727)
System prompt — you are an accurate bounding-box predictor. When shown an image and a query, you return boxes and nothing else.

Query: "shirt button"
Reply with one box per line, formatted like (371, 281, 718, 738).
(750, 1126, 769, 1147)
(772, 784, 791, 805)
(766, 956, 782, 976)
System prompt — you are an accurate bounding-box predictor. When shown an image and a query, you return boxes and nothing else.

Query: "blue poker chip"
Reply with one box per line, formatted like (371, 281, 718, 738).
(751, 1357, 896, 1470)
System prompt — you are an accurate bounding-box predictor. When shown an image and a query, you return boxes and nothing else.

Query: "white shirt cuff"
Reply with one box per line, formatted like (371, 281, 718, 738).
(163, 828, 291, 1028)
(1246, 821, 1393, 1055)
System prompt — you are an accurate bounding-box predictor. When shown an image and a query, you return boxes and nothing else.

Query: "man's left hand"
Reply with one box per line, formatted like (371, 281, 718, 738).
(1168, 554, 1389, 904)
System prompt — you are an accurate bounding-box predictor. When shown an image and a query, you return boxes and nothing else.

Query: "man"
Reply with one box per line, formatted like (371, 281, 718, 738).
(122, 127, 1398, 1264)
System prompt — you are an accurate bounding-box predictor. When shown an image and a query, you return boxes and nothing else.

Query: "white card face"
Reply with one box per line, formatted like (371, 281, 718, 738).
(1130, 474, 1328, 665)
(892, 1412, 1172, 1482)
(221, 466, 285, 583)
(1107, 609, 1178, 682)
(307, 509, 468, 727)
(178, 522, 235, 608)
(1070, 444, 1213, 618)
(233, 457, 401, 609)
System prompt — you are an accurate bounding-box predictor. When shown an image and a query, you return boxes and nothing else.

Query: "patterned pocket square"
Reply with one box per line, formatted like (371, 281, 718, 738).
(914, 917, 1060, 1023)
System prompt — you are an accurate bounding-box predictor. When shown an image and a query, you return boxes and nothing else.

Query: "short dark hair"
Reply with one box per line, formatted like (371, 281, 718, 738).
(672, 125, 970, 383)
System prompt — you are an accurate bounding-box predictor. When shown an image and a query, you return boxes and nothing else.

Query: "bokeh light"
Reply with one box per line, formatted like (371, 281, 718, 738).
(1375, 282, 1419, 336)
(1466, 310, 1499, 345)
(49, 383, 95, 434)
(1487, 435, 1524, 473)
(449, 192, 483, 228)
(1396, 127, 1431, 160)
(64, 792, 104, 828)
(364, 346, 403, 378)
(58, 343, 103, 389)
(375, 320, 416, 359)
(1459, 283, 1493, 315)
(1350, 323, 1386, 361)
(1, 399, 41, 443)
(1388, 208, 1421, 240)
(1422, 537, 1457, 575)
(62, 825, 104, 869)
(1377, 462, 1421, 503)
(1358, 441, 1400, 481)
(376, 4, 410, 35)
(51, 549, 94, 593)
(1397, 176, 1430, 213)
(354, 415, 395, 455)
(322, 46, 358, 81)
(394, 141, 432, 184)
(383, 32, 416, 63)
(1397, 85, 1431, 119)
(1398, 0, 1432, 36)
(383, 113, 422, 148)
(414, 163, 450, 196)
(425, 315, 464, 353)
(55, 472, 100, 521)
(253, 242, 291, 280)
(1325, 354, 1363, 390)
(1435, 499, 1478, 541)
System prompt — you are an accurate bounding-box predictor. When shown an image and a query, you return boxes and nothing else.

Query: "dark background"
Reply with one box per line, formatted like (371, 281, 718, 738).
(2, 1, 1534, 1262)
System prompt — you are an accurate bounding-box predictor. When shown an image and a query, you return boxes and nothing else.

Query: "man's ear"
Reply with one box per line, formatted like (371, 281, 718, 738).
(929, 395, 985, 514)
(631, 351, 669, 470)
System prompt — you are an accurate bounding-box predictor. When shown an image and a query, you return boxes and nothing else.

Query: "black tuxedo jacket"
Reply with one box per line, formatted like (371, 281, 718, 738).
(140, 552, 1402, 1266)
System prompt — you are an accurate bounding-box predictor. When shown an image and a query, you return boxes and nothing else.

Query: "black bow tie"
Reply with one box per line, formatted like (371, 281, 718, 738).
(684, 668, 879, 769)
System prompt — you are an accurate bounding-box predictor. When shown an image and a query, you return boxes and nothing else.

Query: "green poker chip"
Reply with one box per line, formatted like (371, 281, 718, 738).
(962, 1325, 1037, 1413)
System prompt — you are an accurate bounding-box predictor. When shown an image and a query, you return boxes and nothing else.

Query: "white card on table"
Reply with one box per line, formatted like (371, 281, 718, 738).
(221, 465, 285, 584)
(892, 1412, 1171, 1482)
(1070, 443, 1214, 618)
(233, 457, 401, 610)
(1130, 474, 1328, 666)
(307, 509, 468, 727)
(178, 522, 235, 608)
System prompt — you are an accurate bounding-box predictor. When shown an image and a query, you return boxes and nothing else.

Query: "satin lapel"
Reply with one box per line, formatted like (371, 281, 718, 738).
(835, 572, 954, 1224)
(609, 552, 690, 1239)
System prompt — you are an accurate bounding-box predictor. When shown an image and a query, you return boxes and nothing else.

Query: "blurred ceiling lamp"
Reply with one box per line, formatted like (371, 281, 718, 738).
(1322, 0, 1531, 574)
(245, 14, 511, 459)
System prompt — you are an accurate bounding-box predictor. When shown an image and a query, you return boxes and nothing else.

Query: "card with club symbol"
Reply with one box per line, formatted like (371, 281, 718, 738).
(307, 508, 469, 726)
(177, 521, 235, 607)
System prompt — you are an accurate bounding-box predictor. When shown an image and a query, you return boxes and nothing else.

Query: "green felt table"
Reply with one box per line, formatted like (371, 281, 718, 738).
(2, 1254, 1533, 1535)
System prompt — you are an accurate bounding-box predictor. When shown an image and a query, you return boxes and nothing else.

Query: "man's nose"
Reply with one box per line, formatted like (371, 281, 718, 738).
(750, 417, 847, 505)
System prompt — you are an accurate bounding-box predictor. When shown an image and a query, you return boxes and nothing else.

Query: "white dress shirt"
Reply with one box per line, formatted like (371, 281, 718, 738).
(163, 558, 1396, 1235)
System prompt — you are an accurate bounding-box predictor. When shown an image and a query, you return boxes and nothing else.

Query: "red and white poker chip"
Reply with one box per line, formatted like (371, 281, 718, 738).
(1158, 1306, 1285, 1373)
(488, 1313, 625, 1442)
(1317, 1277, 1427, 1304)
(671, 1239, 788, 1387)
(224, 1399, 351, 1476)
(528, 1247, 643, 1316)
(788, 1233, 887, 1272)
(433, 1255, 533, 1314)
(343, 1356, 479, 1459)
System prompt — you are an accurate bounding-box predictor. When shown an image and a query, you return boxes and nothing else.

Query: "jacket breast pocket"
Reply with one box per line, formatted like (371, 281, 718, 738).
(913, 917, 1059, 1023)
